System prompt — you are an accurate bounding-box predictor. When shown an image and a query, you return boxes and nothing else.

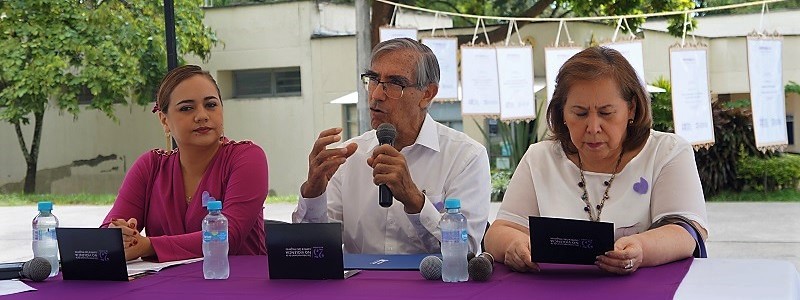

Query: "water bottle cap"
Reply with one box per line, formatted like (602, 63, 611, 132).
(444, 198, 461, 209)
(207, 200, 222, 210)
(37, 201, 53, 211)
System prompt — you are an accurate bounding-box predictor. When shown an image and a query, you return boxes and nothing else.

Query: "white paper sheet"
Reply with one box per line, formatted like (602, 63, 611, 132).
(669, 48, 715, 145)
(422, 38, 459, 100)
(496, 46, 536, 120)
(544, 47, 582, 104)
(0, 279, 36, 296)
(379, 27, 418, 43)
(604, 41, 646, 87)
(126, 257, 203, 276)
(747, 37, 787, 148)
(460, 46, 500, 115)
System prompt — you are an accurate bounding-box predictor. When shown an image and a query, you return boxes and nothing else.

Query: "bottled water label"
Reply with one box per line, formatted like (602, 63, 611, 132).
(442, 229, 467, 242)
(203, 231, 228, 242)
(33, 228, 56, 241)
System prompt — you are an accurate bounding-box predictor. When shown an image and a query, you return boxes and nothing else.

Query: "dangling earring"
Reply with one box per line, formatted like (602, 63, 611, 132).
(219, 130, 225, 142)
(165, 132, 173, 151)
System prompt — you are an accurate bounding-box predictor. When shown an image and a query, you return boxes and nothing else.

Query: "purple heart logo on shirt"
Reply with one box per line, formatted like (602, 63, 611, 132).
(633, 177, 649, 194)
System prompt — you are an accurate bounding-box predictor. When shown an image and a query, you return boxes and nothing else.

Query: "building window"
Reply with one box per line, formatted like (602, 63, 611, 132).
(77, 85, 94, 105)
(429, 102, 463, 131)
(343, 104, 359, 140)
(233, 67, 301, 98)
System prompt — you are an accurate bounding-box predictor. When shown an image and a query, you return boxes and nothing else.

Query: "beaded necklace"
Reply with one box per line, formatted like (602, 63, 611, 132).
(577, 151, 624, 222)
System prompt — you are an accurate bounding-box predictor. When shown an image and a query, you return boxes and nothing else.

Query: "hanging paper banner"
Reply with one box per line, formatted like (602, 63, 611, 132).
(496, 46, 536, 120)
(669, 47, 715, 146)
(544, 47, 582, 104)
(460, 46, 500, 115)
(379, 27, 418, 42)
(604, 40, 646, 87)
(747, 37, 787, 149)
(422, 38, 458, 100)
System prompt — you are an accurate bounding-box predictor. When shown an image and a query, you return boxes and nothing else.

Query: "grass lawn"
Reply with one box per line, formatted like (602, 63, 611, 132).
(2, 190, 799, 205)
(706, 189, 800, 202)
(0, 193, 299, 206)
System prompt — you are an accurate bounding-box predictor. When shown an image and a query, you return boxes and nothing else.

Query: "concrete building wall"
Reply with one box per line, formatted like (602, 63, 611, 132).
(1, 3, 797, 196)
(0, 104, 162, 194)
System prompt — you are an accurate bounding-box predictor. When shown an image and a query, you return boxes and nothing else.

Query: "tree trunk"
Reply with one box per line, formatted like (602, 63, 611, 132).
(14, 108, 45, 194)
(370, 0, 396, 48)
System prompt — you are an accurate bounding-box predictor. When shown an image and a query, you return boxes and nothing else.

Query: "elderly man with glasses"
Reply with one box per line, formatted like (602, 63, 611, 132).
(293, 38, 491, 255)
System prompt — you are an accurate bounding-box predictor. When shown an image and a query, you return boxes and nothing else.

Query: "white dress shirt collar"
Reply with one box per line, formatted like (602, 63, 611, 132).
(367, 114, 441, 153)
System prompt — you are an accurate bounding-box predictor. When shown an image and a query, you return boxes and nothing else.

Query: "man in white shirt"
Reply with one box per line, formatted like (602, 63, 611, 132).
(292, 38, 490, 254)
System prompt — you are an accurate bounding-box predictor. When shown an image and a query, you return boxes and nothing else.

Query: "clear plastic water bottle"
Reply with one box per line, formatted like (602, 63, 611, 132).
(202, 200, 229, 279)
(32, 201, 59, 277)
(440, 198, 468, 282)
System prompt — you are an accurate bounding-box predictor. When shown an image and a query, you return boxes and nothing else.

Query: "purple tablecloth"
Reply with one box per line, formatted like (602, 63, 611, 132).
(10, 256, 693, 300)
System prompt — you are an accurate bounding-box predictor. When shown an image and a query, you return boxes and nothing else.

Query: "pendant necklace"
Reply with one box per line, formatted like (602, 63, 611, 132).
(577, 151, 624, 222)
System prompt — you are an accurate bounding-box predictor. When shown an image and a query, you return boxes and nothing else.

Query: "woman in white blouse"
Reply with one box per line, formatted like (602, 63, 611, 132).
(484, 46, 708, 275)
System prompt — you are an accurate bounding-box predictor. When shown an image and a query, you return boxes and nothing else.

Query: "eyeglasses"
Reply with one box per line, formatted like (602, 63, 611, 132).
(360, 74, 407, 99)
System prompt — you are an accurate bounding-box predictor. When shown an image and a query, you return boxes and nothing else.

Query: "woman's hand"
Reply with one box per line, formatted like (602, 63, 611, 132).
(109, 218, 154, 261)
(109, 218, 139, 249)
(503, 237, 540, 273)
(596, 235, 644, 275)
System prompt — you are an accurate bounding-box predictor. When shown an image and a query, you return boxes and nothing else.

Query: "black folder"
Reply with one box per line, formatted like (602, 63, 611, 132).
(529, 216, 614, 265)
(56, 228, 128, 281)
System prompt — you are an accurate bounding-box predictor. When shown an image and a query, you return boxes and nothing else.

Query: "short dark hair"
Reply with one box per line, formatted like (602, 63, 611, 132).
(156, 65, 221, 114)
(546, 46, 652, 154)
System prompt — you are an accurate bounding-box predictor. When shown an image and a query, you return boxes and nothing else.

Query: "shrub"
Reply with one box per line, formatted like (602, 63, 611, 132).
(491, 170, 512, 202)
(650, 77, 674, 133)
(737, 154, 800, 192)
(694, 100, 774, 196)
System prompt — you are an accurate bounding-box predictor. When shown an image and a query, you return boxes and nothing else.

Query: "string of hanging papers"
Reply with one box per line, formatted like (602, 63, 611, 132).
(372, 0, 788, 150)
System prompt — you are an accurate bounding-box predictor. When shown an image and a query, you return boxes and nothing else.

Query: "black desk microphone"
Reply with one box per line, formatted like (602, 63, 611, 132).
(0, 257, 52, 282)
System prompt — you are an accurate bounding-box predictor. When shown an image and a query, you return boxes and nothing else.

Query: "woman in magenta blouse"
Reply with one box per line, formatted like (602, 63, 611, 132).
(102, 65, 268, 262)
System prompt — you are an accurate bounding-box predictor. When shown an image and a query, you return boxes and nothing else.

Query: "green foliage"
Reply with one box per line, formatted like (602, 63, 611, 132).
(693, 100, 774, 196)
(0, 0, 216, 120)
(0, 193, 117, 206)
(0, 0, 217, 192)
(706, 189, 800, 202)
(787, 81, 800, 95)
(650, 76, 673, 133)
(737, 154, 800, 192)
(266, 194, 300, 204)
(698, 0, 800, 16)
(490, 170, 512, 202)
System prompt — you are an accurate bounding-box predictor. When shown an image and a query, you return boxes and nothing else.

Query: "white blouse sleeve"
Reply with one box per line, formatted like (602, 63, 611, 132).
(649, 136, 709, 233)
(495, 145, 541, 228)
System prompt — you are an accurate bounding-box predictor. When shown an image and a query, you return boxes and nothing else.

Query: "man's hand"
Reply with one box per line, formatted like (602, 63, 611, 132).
(367, 144, 424, 213)
(301, 128, 358, 198)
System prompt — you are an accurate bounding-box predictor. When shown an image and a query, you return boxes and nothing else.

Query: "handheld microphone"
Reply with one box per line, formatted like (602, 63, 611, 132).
(419, 255, 442, 280)
(468, 252, 494, 282)
(376, 123, 397, 208)
(0, 257, 52, 282)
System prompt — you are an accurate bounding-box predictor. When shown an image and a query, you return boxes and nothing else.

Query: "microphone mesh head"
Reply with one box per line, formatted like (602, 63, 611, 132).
(419, 255, 442, 280)
(376, 123, 396, 145)
(468, 256, 493, 282)
(22, 257, 52, 282)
